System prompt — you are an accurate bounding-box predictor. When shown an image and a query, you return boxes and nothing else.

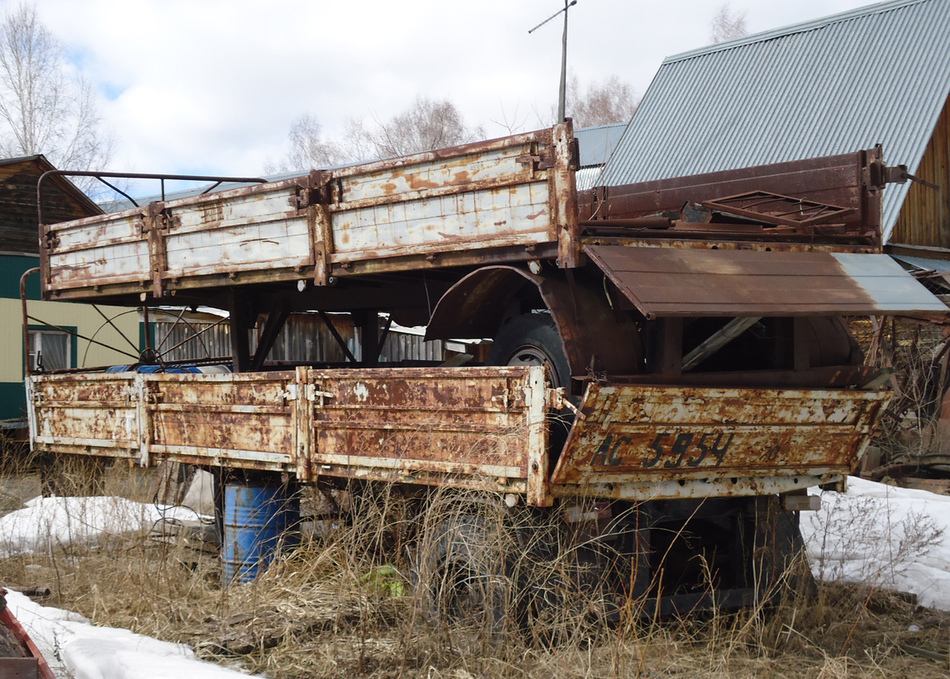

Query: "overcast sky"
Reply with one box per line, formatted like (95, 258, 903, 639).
(8, 0, 877, 177)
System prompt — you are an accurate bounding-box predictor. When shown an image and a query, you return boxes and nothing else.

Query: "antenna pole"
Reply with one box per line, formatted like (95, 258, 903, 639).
(558, 0, 570, 121)
(529, 0, 578, 123)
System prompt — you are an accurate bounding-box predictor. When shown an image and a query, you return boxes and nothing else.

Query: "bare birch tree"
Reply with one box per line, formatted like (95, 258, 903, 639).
(349, 97, 485, 160)
(265, 114, 348, 173)
(273, 97, 486, 171)
(710, 3, 748, 44)
(0, 3, 113, 187)
(565, 74, 638, 128)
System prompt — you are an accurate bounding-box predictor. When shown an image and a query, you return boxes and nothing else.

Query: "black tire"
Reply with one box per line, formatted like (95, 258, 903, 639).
(414, 513, 516, 638)
(488, 313, 570, 390)
(489, 312, 575, 453)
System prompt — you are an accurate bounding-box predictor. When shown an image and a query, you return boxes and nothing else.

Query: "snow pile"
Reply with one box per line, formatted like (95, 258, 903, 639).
(802, 476, 950, 610)
(0, 496, 203, 558)
(6, 590, 258, 678)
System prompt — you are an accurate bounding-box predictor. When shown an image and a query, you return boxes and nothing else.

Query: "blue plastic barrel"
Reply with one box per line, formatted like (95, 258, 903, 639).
(222, 481, 299, 585)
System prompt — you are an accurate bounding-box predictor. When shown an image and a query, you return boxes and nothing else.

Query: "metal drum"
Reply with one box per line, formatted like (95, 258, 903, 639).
(222, 480, 299, 585)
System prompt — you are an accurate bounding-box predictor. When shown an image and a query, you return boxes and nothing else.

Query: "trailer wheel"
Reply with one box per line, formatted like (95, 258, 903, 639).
(489, 312, 575, 454)
(488, 313, 570, 389)
(414, 513, 515, 638)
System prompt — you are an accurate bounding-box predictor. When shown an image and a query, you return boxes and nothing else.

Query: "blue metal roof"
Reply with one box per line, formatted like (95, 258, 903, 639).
(574, 123, 627, 169)
(601, 0, 950, 243)
(573, 123, 627, 190)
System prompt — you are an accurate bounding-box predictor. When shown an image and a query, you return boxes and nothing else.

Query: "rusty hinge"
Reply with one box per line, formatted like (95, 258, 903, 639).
(43, 230, 60, 250)
(296, 170, 333, 209)
(549, 387, 586, 421)
(158, 212, 179, 230)
(140, 205, 176, 232)
(285, 383, 334, 402)
(567, 137, 580, 171)
(517, 145, 557, 171)
(294, 183, 311, 210)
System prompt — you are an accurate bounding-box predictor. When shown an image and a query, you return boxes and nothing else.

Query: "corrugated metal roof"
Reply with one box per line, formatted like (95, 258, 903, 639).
(601, 0, 950, 244)
(574, 123, 627, 168)
(573, 124, 628, 189)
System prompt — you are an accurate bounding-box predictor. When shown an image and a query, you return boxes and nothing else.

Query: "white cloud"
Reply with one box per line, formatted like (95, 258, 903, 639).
(0, 0, 874, 175)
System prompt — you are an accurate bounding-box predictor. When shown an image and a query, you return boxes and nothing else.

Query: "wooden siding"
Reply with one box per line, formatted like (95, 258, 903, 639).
(0, 158, 100, 255)
(892, 96, 950, 247)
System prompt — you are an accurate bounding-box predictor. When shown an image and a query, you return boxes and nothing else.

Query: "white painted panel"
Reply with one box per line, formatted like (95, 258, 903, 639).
(172, 186, 297, 234)
(165, 216, 311, 275)
(332, 181, 553, 259)
(53, 212, 142, 250)
(340, 144, 531, 203)
(49, 240, 151, 287)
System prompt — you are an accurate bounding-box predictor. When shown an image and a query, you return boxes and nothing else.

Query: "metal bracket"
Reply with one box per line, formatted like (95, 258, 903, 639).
(517, 145, 557, 172)
(551, 387, 586, 420)
(884, 164, 940, 190)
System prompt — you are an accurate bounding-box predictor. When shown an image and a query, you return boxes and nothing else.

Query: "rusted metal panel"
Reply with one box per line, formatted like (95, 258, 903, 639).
(550, 383, 891, 500)
(145, 372, 297, 471)
(582, 149, 885, 246)
(306, 366, 550, 504)
(584, 244, 948, 319)
(28, 373, 141, 459)
(45, 209, 150, 293)
(162, 180, 311, 279)
(320, 127, 566, 275)
(27, 367, 551, 503)
(41, 126, 574, 300)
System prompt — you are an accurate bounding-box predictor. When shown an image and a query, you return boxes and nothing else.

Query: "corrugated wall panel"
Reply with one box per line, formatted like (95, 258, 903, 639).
(156, 314, 445, 365)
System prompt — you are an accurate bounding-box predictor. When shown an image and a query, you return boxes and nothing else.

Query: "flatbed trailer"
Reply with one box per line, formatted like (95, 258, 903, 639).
(24, 122, 947, 623)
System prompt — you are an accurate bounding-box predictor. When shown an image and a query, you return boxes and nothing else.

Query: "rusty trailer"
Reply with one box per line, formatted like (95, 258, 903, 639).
(29, 368, 890, 507)
(23, 122, 948, 621)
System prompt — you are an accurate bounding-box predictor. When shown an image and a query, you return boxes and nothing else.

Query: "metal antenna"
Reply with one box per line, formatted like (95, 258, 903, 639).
(529, 0, 579, 123)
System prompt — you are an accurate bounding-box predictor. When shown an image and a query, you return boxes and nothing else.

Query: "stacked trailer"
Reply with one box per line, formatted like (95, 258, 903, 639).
(25, 122, 946, 621)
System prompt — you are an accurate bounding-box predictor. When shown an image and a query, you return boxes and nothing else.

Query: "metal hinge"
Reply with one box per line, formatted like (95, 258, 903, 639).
(517, 145, 556, 171)
(549, 387, 586, 420)
(287, 384, 334, 402)
(296, 170, 333, 209)
(159, 212, 179, 230)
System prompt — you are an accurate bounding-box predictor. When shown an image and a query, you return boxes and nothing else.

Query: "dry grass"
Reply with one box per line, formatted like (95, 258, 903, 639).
(0, 461, 948, 678)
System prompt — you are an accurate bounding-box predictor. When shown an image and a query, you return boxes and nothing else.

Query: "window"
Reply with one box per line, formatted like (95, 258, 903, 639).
(29, 329, 73, 371)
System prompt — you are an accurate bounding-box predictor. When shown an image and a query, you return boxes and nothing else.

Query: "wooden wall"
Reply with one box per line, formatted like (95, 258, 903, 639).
(0, 159, 100, 254)
(891, 96, 950, 247)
